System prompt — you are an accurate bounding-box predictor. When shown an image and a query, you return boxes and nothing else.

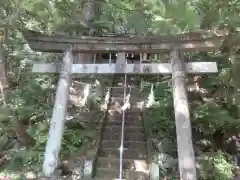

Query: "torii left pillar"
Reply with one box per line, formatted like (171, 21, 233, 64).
(42, 50, 74, 176)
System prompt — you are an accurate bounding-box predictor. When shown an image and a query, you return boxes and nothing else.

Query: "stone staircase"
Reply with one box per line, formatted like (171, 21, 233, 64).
(93, 75, 150, 180)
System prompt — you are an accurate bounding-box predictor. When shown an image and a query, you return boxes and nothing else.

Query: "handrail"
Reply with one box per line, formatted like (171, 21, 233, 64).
(119, 73, 127, 180)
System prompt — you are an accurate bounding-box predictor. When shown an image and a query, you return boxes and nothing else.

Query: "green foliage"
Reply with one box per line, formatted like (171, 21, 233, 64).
(200, 151, 233, 180)
(143, 80, 177, 158)
(212, 152, 233, 180)
(6, 149, 44, 171)
(193, 101, 239, 134)
(1, 0, 240, 179)
(144, 80, 174, 132)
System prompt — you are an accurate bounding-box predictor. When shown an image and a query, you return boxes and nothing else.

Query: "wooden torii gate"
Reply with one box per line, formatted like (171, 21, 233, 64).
(22, 30, 234, 179)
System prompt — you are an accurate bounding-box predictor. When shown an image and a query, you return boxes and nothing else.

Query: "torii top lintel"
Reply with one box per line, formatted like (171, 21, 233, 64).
(21, 29, 239, 53)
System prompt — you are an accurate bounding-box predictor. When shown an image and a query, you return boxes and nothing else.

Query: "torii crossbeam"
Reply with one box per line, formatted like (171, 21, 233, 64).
(32, 62, 217, 74)
(21, 30, 227, 180)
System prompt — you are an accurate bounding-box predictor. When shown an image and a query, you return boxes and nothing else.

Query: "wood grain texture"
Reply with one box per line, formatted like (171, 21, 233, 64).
(21, 29, 237, 53)
(25, 39, 223, 53)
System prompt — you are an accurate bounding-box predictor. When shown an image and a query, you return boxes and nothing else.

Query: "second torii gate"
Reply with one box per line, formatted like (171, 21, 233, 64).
(22, 30, 232, 179)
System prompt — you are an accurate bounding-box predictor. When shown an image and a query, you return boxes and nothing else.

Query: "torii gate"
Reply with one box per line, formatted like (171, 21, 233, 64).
(22, 30, 232, 179)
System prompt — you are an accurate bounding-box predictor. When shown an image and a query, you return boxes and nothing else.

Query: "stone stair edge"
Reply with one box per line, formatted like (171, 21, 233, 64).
(97, 157, 148, 162)
(94, 167, 149, 179)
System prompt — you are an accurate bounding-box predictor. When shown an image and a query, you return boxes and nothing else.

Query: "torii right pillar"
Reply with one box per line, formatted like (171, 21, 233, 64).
(171, 48, 197, 180)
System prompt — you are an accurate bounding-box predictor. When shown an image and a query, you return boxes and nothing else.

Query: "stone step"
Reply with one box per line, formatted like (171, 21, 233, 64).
(107, 110, 142, 117)
(102, 131, 145, 141)
(106, 117, 143, 126)
(94, 168, 149, 180)
(109, 97, 124, 104)
(108, 98, 124, 107)
(113, 77, 140, 80)
(104, 125, 144, 133)
(111, 91, 141, 96)
(97, 157, 149, 170)
(107, 112, 143, 119)
(93, 178, 126, 180)
(107, 110, 141, 117)
(113, 83, 140, 87)
(107, 113, 141, 118)
(110, 97, 141, 103)
(113, 76, 140, 81)
(108, 102, 142, 111)
(101, 140, 146, 149)
(98, 148, 147, 159)
(108, 105, 142, 111)
(125, 107, 142, 112)
(93, 178, 127, 180)
(111, 87, 140, 94)
(111, 92, 142, 98)
(107, 112, 141, 117)
(125, 110, 142, 116)
(113, 79, 140, 86)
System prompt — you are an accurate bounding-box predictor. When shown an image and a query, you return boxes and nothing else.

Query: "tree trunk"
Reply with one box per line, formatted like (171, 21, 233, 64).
(212, 129, 224, 150)
(0, 28, 8, 105)
(231, 49, 240, 113)
(171, 49, 197, 180)
(1, 28, 35, 148)
(11, 119, 35, 146)
(72, 0, 99, 107)
(42, 50, 74, 177)
(231, 48, 240, 169)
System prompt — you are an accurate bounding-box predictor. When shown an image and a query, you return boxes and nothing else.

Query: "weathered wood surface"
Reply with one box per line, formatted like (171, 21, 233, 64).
(22, 29, 226, 42)
(171, 49, 197, 180)
(32, 62, 218, 74)
(42, 50, 73, 176)
(21, 29, 238, 52)
(25, 38, 223, 53)
(115, 52, 126, 73)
